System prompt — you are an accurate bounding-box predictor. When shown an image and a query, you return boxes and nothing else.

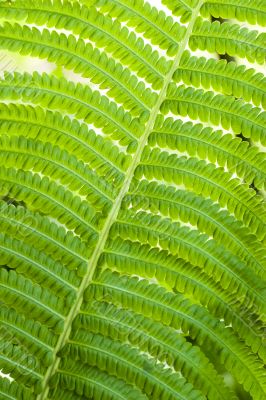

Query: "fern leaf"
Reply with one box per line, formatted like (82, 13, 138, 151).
(85, 270, 266, 399)
(201, 0, 266, 27)
(163, 84, 266, 145)
(0, 0, 265, 399)
(0, 135, 114, 211)
(0, 269, 67, 328)
(84, 0, 185, 55)
(0, 232, 78, 299)
(0, 0, 174, 89)
(150, 116, 266, 189)
(0, 22, 154, 114)
(61, 332, 205, 400)
(112, 210, 266, 313)
(0, 102, 129, 179)
(101, 237, 265, 358)
(138, 147, 266, 239)
(174, 51, 266, 108)
(0, 167, 98, 241)
(0, 201, 89, 275)
(0, 379, 34, 400)
(75, 302, 234, 399)
(162, 0, 197, 23)
(123, 180, 266, 277)
(191, 18, 266, 64)
(51, 363, 150, 400)
(0, 306, 55, 365)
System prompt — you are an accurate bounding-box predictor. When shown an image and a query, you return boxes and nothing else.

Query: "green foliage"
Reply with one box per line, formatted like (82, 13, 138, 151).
(0, 0, 265, 399)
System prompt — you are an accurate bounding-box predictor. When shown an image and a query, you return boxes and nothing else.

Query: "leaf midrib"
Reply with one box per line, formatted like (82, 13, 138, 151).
(37, 2, 204, 398)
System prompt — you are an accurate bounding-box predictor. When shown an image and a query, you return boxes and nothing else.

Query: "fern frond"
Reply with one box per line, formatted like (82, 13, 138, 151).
(112, 210, 266, 313)
(85, 270, 266, 399)
(0, 23, 154, 114)
(0, 202, 88, 276)
(174, 51, 266, 108)
(101, 238, 265, 359)
(0, 102, 128, 180)
(123, 180, 266, 277)
(0, 306, 55, 365)
(162, 0, 197, 23)
(0, 232, 78, 299)
(75, 302, 234, 399)
(191, 18, 266, 64)
(150, 116, 266, 189)
(0, 135, 114, 212)
(0, 72, 146, 147)
(0, 343, 42, 393)
(0, 167, 98, 242)
(0, 0, 174, 89)
(201, 0, 266, 27)
(51, 362, 149, 400)
(61, 331, 205, 400)
(163, 84, 266, 145)
(0, 269, 66, 330)
(83, 0, 185, 55)
(0, 0, 265, 399)
(0, 379, 34, 400)
(138, 147, 266, 239)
